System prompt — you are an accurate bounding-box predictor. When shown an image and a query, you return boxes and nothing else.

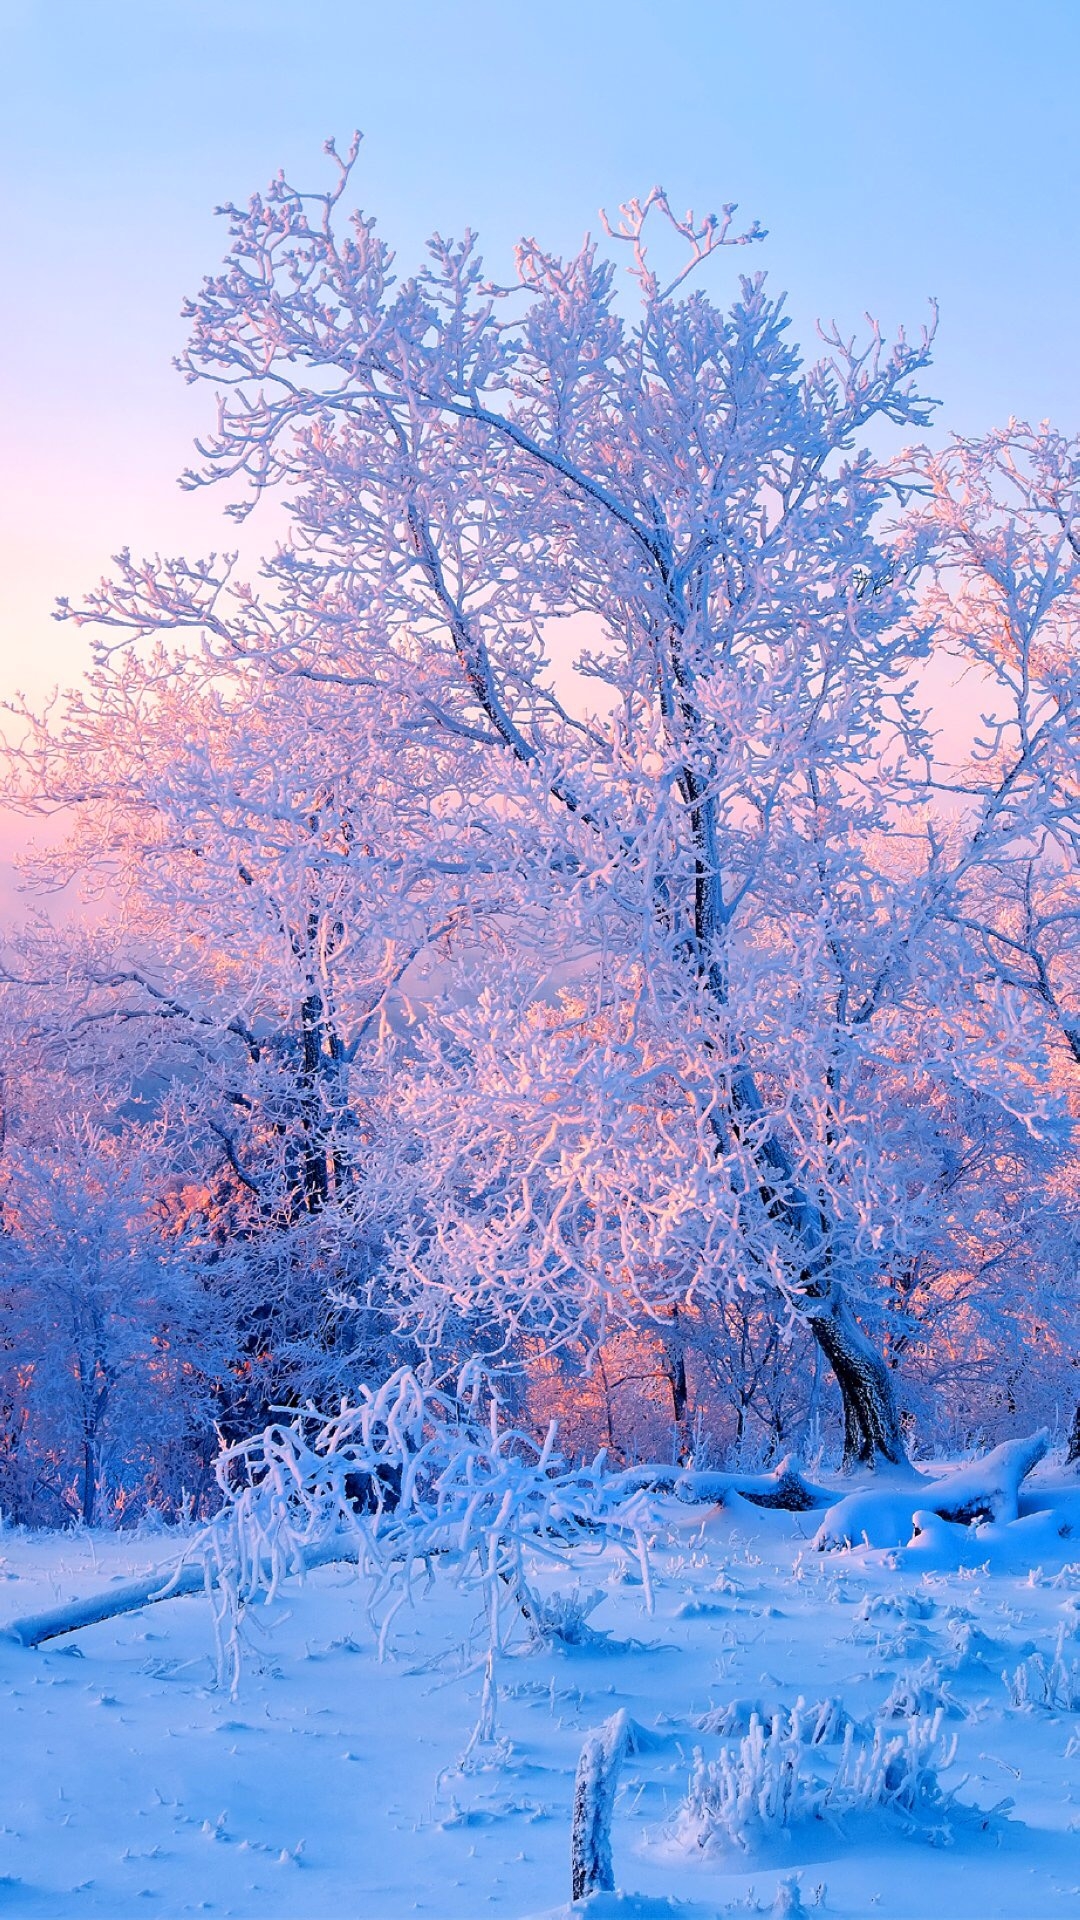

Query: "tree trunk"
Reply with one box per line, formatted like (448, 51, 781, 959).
(806, 1292, 907, 1471)
(661, 1310, 692, 1464)
(1066, 1400, 1080, 1468)
(80, 1437, 97, 1527)
(662, 1309, 689, 1422)
(718, 1058, 910, 1475)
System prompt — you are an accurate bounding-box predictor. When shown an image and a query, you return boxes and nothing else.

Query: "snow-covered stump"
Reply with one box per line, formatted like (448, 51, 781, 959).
(570, 1709, 630, 1902)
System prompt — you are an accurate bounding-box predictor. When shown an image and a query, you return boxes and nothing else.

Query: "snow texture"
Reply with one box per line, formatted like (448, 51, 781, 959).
(2, 1461, 1080, 1917)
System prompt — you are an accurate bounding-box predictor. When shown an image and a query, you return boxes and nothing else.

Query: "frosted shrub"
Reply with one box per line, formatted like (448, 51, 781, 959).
(855, 1593, 935, 1626)
(678, 1710, 824, 1853)
(523, 1584, 607, 1648)
(188, 1362, 656, 1684)
(696, 1698, 769, 1738)
(945, 1619, 1004, 1669)
(675, 1703, 960, 1855)
(697, 1695, 850, 1744)
(804, 1696, 854, 1745)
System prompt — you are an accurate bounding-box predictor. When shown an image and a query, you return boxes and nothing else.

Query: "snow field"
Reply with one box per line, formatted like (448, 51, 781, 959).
(1, 1488, 1080, 1918)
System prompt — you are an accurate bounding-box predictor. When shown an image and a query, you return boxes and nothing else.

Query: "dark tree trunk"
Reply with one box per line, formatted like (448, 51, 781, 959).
(663, 1309, 689, 1428)
(81, 1438, 97, 1527)
(721, 1056, 910, 1474)
(806, 1292, 907, 1471)
(668, 1352, 688, 1426)
(1066, 1400, 1080, 1468)
(299, 982, 332, 1212)
(661, 1309, 693, 1466)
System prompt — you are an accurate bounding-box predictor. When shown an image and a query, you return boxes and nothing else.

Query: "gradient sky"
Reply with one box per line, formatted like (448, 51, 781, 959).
(1, 0, 1077, 712)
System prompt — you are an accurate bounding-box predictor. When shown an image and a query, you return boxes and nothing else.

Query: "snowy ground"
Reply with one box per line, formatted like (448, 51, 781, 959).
(1, 1482, 1079, 1918)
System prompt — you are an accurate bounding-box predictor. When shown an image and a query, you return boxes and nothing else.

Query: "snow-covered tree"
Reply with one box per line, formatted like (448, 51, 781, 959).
(0, 642, 483, 1473)
(7, 141, 1078, 1472)
(0, 1096, 222, 1525)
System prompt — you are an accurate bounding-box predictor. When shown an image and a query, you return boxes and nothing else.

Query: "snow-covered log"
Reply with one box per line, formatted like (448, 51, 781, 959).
(1, 1562, 208, 1649)
(815, 1431, 1050, 1552)
(614, 1455, 832, 1512)
(0, 1535, 358, 1650)
(2, 1421, 831, 1655)
(929, 1430, 1050, 1524)
(679, 1458, 833, 1512)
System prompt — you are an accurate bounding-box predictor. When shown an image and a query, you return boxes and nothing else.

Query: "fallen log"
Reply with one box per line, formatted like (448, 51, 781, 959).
(614, 1454, 833, 1512)
(0, 1535, 361, 1651)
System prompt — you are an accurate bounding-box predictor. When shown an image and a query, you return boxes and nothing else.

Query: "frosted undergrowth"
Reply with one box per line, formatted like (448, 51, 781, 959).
(673, 1701, 969, 1855)
(4, 1476, 1077, 1917)
(881, 1658, 965, 1720)
(1006, 1625, 1080, 1712)
(697, 1695, 853, 1744)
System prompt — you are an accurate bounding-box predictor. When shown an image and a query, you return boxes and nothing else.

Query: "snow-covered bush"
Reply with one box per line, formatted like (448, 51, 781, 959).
(696, 1695, 851, 1744)
(695, 1698, 770, 1739)
(679, 1711, 810, 1852)
(943, 1615, 1030, 1674)
(522, 1584, 608, 1649)
(831, 1711, 958, 1821)
(187, 1361, 656, 1683)
(855, 1593, 935, 1625)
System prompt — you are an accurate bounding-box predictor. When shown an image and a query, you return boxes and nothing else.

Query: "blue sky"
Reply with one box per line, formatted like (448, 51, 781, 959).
(1, 0, 1078, 705)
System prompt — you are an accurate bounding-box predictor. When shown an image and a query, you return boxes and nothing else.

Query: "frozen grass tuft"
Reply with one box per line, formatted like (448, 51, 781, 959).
(521, 1583, 607, 1648)
(1006, 1626, 1080, 1712)
(674, 1702, 963, 1855)
(832, 1710, 958, 1820)
(881, 1658, 964, 1720)
(679, 1710, 808, 1852)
